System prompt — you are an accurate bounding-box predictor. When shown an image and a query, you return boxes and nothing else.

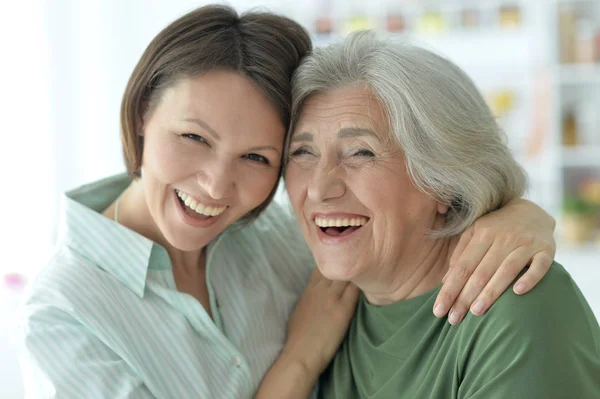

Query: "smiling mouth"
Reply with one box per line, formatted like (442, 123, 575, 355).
(315, 216, 369, 236)
(175, 189, 227, 220)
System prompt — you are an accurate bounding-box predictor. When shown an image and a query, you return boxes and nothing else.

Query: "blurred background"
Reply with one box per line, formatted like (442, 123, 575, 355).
(1, 0, 599, 397)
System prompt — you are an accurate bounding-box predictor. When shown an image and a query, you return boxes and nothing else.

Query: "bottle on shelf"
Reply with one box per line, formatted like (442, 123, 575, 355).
(563, 108, 579, 147)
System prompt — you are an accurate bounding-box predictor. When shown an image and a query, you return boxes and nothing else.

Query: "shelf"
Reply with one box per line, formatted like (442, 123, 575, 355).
(562, 146, 600, 167)
(555, 64, 600, 85)
(557, 0, 598, 4)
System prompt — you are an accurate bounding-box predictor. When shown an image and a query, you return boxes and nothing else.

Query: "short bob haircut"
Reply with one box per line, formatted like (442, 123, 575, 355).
(120, 5, 311, 221)
(289, 31, 526, 237)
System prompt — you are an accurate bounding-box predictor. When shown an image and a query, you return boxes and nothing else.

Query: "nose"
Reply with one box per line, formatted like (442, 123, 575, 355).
(196, 159, 235, 200)
(307, 157, 346, 203)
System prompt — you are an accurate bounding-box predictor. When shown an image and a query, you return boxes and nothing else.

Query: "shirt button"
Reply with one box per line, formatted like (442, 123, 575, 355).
(231, 356, 242, 368)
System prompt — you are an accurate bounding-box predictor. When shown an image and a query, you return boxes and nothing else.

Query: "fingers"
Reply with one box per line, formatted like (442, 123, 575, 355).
(468, 246, 533, 316)
(433, 238, 492, 318)
(329, 279, 351, 296)
(341, 283, 360, 307)
(309, 267, 324, 285)
(445, 228, 473, 282)
(446, 242, 514, 324)
(512, 251, 554, 295)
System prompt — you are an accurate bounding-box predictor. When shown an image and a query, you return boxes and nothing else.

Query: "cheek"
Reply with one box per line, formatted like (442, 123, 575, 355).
(142, 135, 191, 182)
(284, 165, 309, 213)
(239, 168, 279, 207)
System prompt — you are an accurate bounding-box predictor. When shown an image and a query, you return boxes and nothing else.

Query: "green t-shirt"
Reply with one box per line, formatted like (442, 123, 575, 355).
(319, 262, 600, 399)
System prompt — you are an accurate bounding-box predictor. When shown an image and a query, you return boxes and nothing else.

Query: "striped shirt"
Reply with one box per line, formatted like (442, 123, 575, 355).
(16, 174, 315, 398)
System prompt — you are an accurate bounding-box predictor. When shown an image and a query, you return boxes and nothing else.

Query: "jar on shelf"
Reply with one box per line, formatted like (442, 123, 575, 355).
(562, 196, 597, 245)
(595, 29, 600, 61)
(575, 18, 596, 64)
(498, 4, 521, 29)
(562, 109, 578, 147)
(559, 5, 577, 64)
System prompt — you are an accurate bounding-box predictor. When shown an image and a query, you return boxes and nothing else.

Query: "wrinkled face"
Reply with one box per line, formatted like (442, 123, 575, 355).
(140, 69, 284, 251)
(285, 84, 448, 281)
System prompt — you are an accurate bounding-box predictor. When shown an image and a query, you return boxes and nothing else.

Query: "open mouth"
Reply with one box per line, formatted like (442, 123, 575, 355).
(315, 216, 369, 237)
(175, 189, 227, 221)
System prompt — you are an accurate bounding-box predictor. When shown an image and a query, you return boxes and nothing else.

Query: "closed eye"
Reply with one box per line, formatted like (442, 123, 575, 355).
(289, 147, 313, 157)
(243, 153, 270, 165)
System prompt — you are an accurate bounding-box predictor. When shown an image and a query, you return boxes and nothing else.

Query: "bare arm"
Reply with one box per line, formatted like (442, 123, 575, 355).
(255, 269, 360, 399)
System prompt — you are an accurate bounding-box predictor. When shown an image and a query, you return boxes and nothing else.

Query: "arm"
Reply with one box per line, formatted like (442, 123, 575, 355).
(17, 305, 154, 399)
(433, 198, 556, 324)
(255, 268, 360, 399)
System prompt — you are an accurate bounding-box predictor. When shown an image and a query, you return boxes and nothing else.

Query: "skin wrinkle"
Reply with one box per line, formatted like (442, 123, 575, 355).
(286, 84, 457, 306)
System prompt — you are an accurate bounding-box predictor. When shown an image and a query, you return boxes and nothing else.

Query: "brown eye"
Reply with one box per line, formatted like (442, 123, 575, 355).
(244, 153, 270, 165)
(182, 134, 208, 144)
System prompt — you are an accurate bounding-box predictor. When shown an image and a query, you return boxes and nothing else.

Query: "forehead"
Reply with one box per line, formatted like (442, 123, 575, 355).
(295, 84, 387, 133)
(154, 70, 285, 134)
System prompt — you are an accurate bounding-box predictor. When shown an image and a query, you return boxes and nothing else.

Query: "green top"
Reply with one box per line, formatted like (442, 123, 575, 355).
(319, 262, 600, 399)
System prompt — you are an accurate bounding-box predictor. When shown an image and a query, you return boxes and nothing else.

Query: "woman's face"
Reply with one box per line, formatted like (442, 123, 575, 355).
(285, 84, 448, 281)
(140, 69, 284, 251)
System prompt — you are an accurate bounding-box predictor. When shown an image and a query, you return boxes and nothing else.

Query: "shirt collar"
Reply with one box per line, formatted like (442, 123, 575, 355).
(56, 173, 160, 298)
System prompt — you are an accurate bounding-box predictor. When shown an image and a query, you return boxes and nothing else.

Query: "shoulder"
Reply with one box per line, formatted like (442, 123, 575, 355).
(20, 245, 117, 319)
(471, 262, 599, 338)
(455, 262, 600, 397)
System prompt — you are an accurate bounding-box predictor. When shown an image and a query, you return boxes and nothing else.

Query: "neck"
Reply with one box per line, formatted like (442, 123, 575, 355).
(114, 180, 206, 274)
(359, 236, 458, 306)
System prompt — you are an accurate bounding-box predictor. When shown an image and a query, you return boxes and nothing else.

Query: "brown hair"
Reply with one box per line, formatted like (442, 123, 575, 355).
(120, 5, 311, 220)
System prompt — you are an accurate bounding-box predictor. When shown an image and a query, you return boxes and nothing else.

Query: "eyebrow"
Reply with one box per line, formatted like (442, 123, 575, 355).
(291, 132, 313, 142)
(291, 127, 378, 142)
(183, 118, 220, 140)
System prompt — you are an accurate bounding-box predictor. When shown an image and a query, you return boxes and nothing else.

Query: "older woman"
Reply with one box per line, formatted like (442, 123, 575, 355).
(285, 31, 600, 398)
(16, 6, 559, 398)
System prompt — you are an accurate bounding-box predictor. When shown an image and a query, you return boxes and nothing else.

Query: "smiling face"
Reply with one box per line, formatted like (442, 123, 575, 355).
(285, 84, 449, 282)
(140, 69, 284, 251)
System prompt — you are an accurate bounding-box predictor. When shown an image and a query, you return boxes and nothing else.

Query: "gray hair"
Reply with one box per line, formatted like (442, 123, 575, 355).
(288, 30, 527, 237)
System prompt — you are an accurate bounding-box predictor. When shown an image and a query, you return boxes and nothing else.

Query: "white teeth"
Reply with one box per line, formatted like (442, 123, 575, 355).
(315, 216, 368, 228)
(176, 189, 226, 217)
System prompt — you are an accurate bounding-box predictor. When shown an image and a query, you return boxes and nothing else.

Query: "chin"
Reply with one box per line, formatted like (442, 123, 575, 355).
(317, 259, 359, 282)
(164, 227, 211, 252)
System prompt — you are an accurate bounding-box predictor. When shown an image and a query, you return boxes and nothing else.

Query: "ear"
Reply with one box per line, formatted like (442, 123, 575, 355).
(437, 202, 449, 215)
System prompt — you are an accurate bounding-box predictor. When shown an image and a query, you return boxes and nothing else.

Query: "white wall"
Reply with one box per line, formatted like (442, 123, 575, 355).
(1, 1, 598, 398)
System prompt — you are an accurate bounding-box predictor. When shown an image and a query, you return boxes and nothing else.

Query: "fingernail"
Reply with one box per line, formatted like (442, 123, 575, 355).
(514, 282, 526, 294)
(448, 310, 462, 325)
(434, 303, 446, 317)
(471, 300, 484, 315)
